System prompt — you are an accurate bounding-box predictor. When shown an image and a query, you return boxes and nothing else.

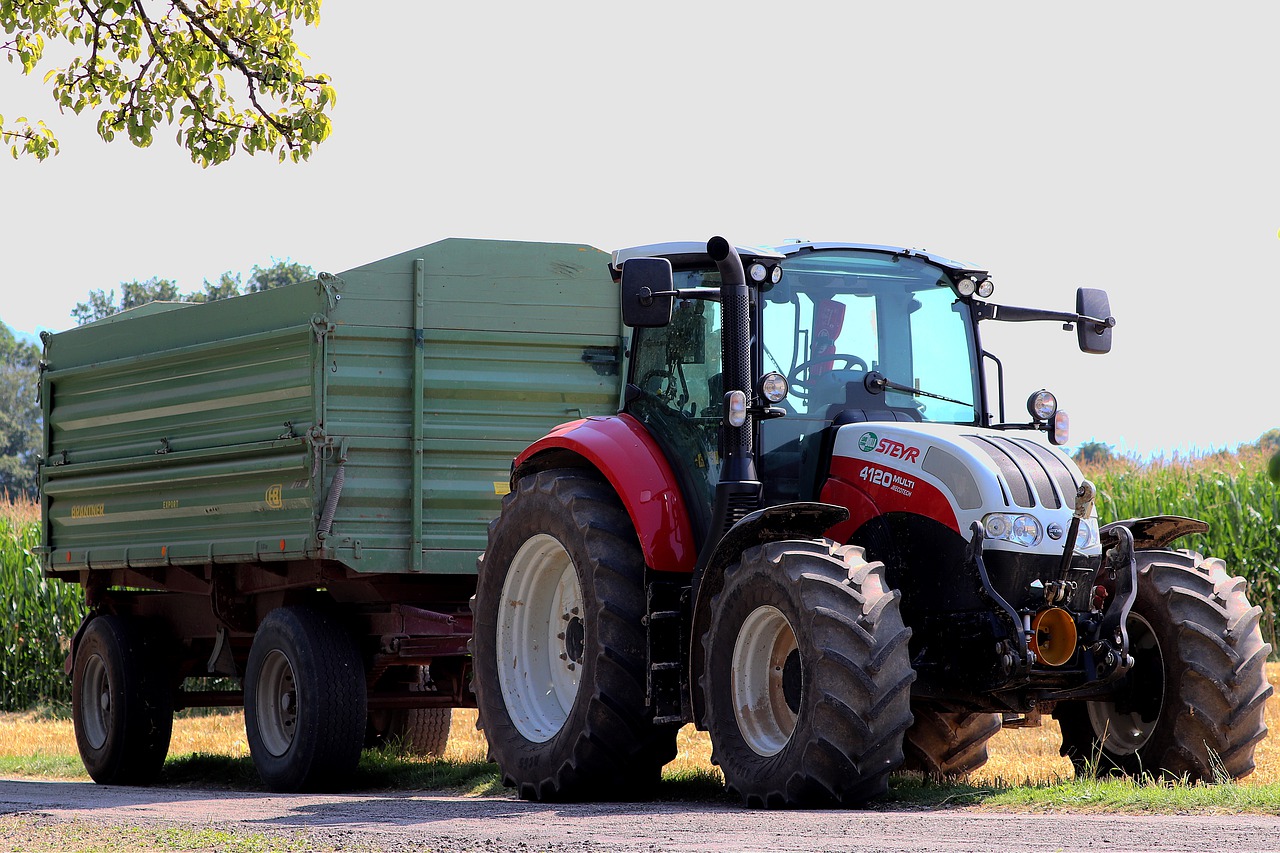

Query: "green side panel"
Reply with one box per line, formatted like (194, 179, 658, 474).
(317, 239, 623, 574)
(332, 238, 619, 334)
(43, 443, 313, 569)
(40, 238, 624, 579)
(42, 320, 320, 569)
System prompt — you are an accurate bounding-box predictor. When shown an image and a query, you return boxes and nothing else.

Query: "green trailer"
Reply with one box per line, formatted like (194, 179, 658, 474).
(38, 238, 625, 790)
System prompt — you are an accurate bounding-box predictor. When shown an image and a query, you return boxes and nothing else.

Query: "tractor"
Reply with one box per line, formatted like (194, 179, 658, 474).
(471, 236, 1272, 807)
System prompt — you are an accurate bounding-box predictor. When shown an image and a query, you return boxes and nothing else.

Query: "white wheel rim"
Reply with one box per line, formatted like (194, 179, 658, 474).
(1086, 614, 1164, 755)
(80, 653, 110, 750)
(256, 649, 299, 757)
(732, 605, 800, 756)
(496, 534, 583, 743)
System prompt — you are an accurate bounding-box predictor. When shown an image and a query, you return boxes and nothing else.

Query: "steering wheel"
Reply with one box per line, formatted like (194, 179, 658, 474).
(787, 354, 868, 399)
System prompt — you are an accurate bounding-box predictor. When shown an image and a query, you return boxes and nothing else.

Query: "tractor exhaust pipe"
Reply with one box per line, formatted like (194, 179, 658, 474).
(707, 236, 754, 484)
(692, 236, 762, 567)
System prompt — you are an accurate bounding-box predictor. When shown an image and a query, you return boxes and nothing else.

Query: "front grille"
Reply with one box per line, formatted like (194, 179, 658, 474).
(964, 435, 1078, 509)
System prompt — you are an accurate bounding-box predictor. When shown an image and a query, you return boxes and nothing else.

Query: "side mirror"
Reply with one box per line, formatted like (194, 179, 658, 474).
(620, 257, 674, 328)
(1076, 287, 1114, 354)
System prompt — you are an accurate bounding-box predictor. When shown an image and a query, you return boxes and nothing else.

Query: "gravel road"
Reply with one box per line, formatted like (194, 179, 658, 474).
(4, 778, 1280, 852)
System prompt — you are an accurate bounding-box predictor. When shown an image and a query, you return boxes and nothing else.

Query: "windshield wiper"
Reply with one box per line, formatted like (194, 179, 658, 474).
(863, 371, 971, 407)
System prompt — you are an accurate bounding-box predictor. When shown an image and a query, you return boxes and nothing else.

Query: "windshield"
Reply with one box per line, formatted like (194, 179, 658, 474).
(762, 249, 980, 425)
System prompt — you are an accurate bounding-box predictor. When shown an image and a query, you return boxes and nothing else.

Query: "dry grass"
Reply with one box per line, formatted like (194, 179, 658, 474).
(3, 666, 1278, 788)
(0, 656, 1277, 786)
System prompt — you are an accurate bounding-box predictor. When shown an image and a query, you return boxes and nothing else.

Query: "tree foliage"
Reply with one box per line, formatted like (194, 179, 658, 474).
(0, 323, 41, 500)
(72, 257, 314, 324)
(0, 1, 333, 166)
(1073, 440, 1114, 466)
(1254, 428, 1280, 455)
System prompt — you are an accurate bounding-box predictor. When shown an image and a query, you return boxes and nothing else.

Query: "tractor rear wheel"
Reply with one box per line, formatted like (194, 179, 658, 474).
(1055, 549, 1272, 781)
(901, 707, 1002, 778)
(701, 540, 915, 808)
(472, 469, 677, 801)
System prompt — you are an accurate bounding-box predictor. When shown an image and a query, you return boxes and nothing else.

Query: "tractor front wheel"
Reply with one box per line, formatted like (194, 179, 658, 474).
(701, 540, 915, 807)
(1055, 550, 1272, 781)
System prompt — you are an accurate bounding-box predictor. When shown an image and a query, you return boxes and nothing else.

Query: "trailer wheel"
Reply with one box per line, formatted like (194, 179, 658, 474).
(368, 708, 453, 756)
(244, 606, 367, 792)
(72, 615, 173, 785)
(472, 469, 677, 801)
(901, 707, 1002, 778)
(701, 540, 915, 808)
(1055, 550, 1272, 781)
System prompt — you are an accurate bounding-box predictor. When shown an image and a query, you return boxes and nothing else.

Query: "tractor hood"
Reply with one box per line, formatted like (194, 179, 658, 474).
(823, 421, 1101, 561)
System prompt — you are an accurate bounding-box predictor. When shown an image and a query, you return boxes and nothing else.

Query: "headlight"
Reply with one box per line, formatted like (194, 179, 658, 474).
(759, 372, 788, 403)
(1010, 514, 1043, 547)
(1075, 518, 1099, 551)
(984, 514, 1011, 539)
(982, 513, 1044, 547)
(957, 278, 977, 297)
(977, 278, 994, 298)
(748, 262, 768, 283)
(1027, 389, 1057, 421)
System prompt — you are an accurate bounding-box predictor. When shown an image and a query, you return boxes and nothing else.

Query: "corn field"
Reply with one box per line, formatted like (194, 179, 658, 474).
(1082, 445, 1280, 651)
(0, 502, 84, 711)
(1, 447, 1278, 712)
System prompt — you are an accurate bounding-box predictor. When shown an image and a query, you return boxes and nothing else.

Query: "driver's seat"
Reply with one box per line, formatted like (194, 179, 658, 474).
(825, 379, 921, 424)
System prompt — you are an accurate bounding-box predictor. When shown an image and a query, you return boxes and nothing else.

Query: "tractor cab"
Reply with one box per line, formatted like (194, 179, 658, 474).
(611, 240, 1111, 533)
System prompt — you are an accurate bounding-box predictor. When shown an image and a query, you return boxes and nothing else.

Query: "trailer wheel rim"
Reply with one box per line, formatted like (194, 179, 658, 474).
(496, 534, 582, 744)
(255, 649, 299, 757)
(1086, 613, 1164, 755)
(80, 653, 110, 750)
(732, 605, 800, 757)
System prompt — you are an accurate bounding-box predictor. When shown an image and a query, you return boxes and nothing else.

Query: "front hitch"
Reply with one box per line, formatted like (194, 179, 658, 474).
(963, 522, 1034, 683)
(1095, 523, 1137, 679)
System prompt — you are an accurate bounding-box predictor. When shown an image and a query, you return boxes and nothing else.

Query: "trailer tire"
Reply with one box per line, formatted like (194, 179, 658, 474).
(701, 540, 915, 808)
(369, 708, 453, 756)
(472, 469, 677, 801)
(1054, 549, 1272, 781)
(901, 708, 1001, 778)
(244, 606, 367, 792)
(72, 615, 173, 785)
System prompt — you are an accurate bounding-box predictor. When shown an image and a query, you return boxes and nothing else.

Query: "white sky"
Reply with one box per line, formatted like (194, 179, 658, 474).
(2, 3, 1277, 459)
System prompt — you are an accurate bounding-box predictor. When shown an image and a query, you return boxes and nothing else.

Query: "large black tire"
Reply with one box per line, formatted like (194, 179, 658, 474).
(701, 540, 915, 808)
(471, 469, 678, 801)
(901, 707, 1002, 778)
(1054, 549, 1272, 781)
(369, 708, 453, 756)
(244, 606, 368, 792)
(72, 615, 174, 785)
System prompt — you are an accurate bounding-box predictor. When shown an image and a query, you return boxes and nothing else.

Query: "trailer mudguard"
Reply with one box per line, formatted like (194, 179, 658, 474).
(513, 414, 697, 573)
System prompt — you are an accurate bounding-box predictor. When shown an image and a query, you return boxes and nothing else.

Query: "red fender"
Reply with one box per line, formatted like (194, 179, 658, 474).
(821, 455, 960, 543)
(513, 414, 696, 573)
(819, 476, 884, 545)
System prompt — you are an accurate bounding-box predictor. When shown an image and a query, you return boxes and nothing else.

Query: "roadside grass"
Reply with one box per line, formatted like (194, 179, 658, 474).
(5, 667, 1280, 813)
